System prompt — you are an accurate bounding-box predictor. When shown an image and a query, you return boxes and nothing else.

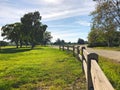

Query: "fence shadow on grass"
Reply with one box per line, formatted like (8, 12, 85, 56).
(0, 47, 32, 54)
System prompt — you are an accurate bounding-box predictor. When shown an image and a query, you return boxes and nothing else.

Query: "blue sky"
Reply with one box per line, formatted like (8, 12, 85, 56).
(0, 0, 96, 42)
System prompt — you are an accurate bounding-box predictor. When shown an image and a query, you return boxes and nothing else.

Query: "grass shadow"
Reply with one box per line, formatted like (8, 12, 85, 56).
(0, 48, 32, 54)
(33, 47, 44, 50)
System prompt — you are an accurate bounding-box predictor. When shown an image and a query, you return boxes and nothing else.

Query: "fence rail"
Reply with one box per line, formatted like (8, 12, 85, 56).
(59, 45, 114, 90)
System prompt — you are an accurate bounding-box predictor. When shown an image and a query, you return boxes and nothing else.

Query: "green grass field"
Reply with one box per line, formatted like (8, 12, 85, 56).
(99, 56, 120, 90)
(94, 47, 120, 51)
(0, 46, 120, 90)
(0, 46, 85, 90)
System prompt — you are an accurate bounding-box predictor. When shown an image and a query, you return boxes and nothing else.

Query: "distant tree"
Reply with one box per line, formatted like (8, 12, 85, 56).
(67, 42, 71, 45)
(54, 39, 66, 45)
(77, 38, 84, 44)
(1, 23, 21, 48)
(61, 40, 65, 45)
(54, 38, 61, 45)
(84, 41, 88, 44)
(88, 28, 107, 47)
(42, 31, 52, 45)
(0, 41, 8, 50)
(0, 41, 8, 46)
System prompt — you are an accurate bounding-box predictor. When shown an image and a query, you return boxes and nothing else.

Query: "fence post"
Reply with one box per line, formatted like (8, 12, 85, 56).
(62, 45, 64, 51)
(81, 47, 85, 60)
(81, 47, 86, 73)
(67, 45, 69, 51)
(77, 46, 80, 55)
(59, 45, 61, 50)
(73, 45, 75, 56)
(87, 53, 98, 90)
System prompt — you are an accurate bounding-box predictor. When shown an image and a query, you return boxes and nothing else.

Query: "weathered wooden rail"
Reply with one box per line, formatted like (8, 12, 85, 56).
(59, 45, 114, 90)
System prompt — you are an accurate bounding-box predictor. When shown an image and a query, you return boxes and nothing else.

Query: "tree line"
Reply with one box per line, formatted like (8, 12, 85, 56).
(54, 38, 86, 45)
(1, 11, 52, 49)
(88, 0, 120, 47)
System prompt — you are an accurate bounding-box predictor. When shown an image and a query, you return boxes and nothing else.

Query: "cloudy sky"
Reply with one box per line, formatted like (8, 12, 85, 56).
(0, 0, 96, 42)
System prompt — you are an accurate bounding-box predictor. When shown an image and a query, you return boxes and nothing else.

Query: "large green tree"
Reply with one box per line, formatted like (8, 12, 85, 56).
(1, 23, 21, 48)
(21, 11, 47, 49)
(1, 11, 48, 48)
(88, 0, 120, 47)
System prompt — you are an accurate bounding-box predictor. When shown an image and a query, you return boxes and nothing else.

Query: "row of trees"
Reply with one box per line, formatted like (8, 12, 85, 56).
(0, 41, 8, 47)
(88, 0, 120, 47)
(0, 41, 8, 50)
(54, 39, 66, 45)
(1, 11, 52, 49)
(54, 38, 85, 45)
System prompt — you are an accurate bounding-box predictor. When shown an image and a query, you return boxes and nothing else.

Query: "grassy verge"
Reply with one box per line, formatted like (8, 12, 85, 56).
(0, 46, 85, 90)
(99, 56, 120, 90)
(93, 47, 120, 51)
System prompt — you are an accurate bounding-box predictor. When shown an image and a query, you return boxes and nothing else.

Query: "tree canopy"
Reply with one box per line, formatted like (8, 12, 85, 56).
(1, 11, 52, 48)
(88, 0, 120, 47)
(77, 38, 85, 44)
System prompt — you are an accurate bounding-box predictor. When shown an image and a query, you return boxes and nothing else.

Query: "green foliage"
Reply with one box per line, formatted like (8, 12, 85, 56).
(1, 11, 49, 49)
(99, 56, 120, 90)
(88, 29, 107, 47)
(42, 31, 52, 45)
(0, 46, 85, 90)
(1, 23, 22, 48)
(21, 11, 47, 48)
(54, 39, 65, 45)
(0, 41, 8, 46)
(77, 38, 84, 44)
(89, 0, 120, 47)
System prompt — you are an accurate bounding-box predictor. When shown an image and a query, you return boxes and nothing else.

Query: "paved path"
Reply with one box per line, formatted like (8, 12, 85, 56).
(52, 45, 120, 63)
(87, 48, 120, 63)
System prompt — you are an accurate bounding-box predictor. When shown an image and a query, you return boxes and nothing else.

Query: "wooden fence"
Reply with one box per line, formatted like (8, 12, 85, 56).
(59, 45, 114, 90)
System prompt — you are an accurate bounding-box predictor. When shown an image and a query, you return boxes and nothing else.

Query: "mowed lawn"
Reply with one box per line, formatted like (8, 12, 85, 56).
(0, 46, 85, 90)
(99, 56, 120, 90)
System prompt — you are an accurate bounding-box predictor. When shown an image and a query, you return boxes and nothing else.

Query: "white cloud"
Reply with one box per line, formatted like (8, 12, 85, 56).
(48, 24, 80, 28)
(50, 29, 88, 42)
(24, 0, 64, 5)
(0, 0, 96, 24)
(0, 0, 96, 42)
(76, 20, 91, 26)
(42, 8, 93, 21)
(44, 0, 64, 4)
(41, 0, 96, 21)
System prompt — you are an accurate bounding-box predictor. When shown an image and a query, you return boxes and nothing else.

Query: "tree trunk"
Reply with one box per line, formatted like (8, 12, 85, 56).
(16, 43, 19, 48)
(31, 42, 35, 49)
(26, 45, 27, 48)
(0, 46, 1, 52)
(20, 40, 22, 48)
(107, 40, 110, 47)
(25, 41, 28, 48)
(15, 41, 19, 48)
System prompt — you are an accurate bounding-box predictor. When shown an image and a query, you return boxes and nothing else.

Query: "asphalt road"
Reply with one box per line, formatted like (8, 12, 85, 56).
(87, 47, 120, 63)
(52, 45, 120, 63)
